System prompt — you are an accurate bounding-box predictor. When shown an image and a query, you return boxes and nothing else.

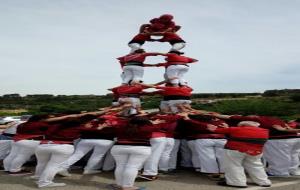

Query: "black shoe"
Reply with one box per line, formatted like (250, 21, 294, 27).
(217, 181, 247, 188)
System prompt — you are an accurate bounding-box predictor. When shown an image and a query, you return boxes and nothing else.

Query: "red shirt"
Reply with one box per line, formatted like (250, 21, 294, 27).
(115, 124, 160, 146)
(117, 53, 159, 67)
(183, 119, 227, 140)
(156, 86, 193, 97)
(165, 54, 196, 63)
(111, 84, 146, 96)
(40, 122, 82, 144)
(149, 18, 176, 32)
(215, 126, 269, 155)
(13, 121, 54, 141)
(159, 32, 185, 43)
(151, 114, 182, 138)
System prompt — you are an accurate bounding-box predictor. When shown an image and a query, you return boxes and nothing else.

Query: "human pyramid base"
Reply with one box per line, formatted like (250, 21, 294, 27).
(0, 14, 300, 190)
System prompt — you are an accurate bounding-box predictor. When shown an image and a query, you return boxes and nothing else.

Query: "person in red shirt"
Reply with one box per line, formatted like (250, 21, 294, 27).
(209, 121, 271, 188)
(117, 49, 163, 84)
(154, 84, 193, 113)
(110, 116, 160, 190)
(139, 14, 180, 34)
(3, 115, 54, 174)
(140, 114, 181, 180)
(128, 14, 186, 54)
(58, 114, 124, 175)
(219, 114, 300, 176)
(33, 115, 96, 188)
(109, 81, 154, 116)
(155, 51, 198, 86)
(181, 114, 227, 177)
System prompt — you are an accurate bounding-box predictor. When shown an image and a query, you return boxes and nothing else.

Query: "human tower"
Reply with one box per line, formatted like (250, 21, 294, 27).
(110, 14, 198, 115)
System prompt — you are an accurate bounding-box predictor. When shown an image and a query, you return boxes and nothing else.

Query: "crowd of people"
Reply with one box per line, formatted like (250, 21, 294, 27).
(0, 14, 299, 190)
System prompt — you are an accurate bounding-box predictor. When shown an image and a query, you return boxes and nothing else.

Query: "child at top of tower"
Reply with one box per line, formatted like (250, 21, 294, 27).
(128, 14, 186, 53)
(139, 14, 181, 34)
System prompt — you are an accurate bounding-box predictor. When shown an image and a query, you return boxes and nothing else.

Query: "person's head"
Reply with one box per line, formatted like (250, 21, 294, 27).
(129, 116, 151, 126)
(27, 114, 52, 122)
(238, 121, 260, 127)
(159, 14, 174, 23)
(188, 114, 214, 122)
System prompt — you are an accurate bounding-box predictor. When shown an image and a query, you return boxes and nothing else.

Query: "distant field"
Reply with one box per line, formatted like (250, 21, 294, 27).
(0, 90, 299, 120)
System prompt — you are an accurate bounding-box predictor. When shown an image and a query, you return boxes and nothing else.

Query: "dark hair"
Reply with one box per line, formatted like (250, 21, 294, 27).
(188, 114, 214, 122)
(27, 114, 51, 122)
(134, 49, 145, 53)
(125, 116, 151, 136)
(129, 116, 152, 126)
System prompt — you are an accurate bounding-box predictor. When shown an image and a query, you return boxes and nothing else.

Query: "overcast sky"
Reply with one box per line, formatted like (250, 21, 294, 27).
(0, 0, 299, 96)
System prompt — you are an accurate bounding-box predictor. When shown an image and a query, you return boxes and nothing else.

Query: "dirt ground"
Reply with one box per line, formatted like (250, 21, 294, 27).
(0, 169, 300, 190)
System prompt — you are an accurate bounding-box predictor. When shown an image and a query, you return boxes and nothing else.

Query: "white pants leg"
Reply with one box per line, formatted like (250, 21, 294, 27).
(142, 137, 166, 175)
(169, 139, 180, 169)
(159, 100, 170, 113)
(194, 139, 226, 174)
(122, 67, 134, 84)
(102, 149, 116, 171)
(243, 153, 271, 186)
(128, 43, 142, 53)
(289, 138, 300, 174)
(0, 140, 12, 160)
(4, 140, 40, 172)
(223, 149, 248, 187)
(37, 144, 74, 187)
(111, 145, 151, 188)
(122, 65, 144, 83)
(3, 141, 19, 171)
(180, 139, 193, 168)
(84, 139, 114, 171)
(263, 139, 293, 176)
(159, 137, 175, 171)
(59, 139, 93, 170)
(177, 65, 189, 85)
(168, 100, 192, 113)
(187, 140, 201, 169)
(166, 65, 181, 85)
(215, 139, 227, 173)
(170, 42, 186, 51)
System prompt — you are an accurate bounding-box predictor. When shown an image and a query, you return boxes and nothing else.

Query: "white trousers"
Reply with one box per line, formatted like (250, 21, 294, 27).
(60, 139, 114, 171)
(169, 139, 180, 169)
(224, 150, 271, 187)
(0, 140, 12, 160)
(159, 137, 175, 171)
(168, 100, 192, 113)
(3, 140, 40, 172)
(166, 64, 189, 85)
(180, 139, 193, 168)
(35, 144, 74, 187)
(159, 100, 170, 113)
(193, 139, 226, 173)
(102, 149, 116, 171)
(128, 43, 142, 53)
(187, 140, 200, 169)
(118, 97, 141, 116)
(263, 138, 300, 176)
(122, 65, 144, 84)
(170, 42, 186, 52)
(142, 137, 167, 175)
(111, 145, 151, 188)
